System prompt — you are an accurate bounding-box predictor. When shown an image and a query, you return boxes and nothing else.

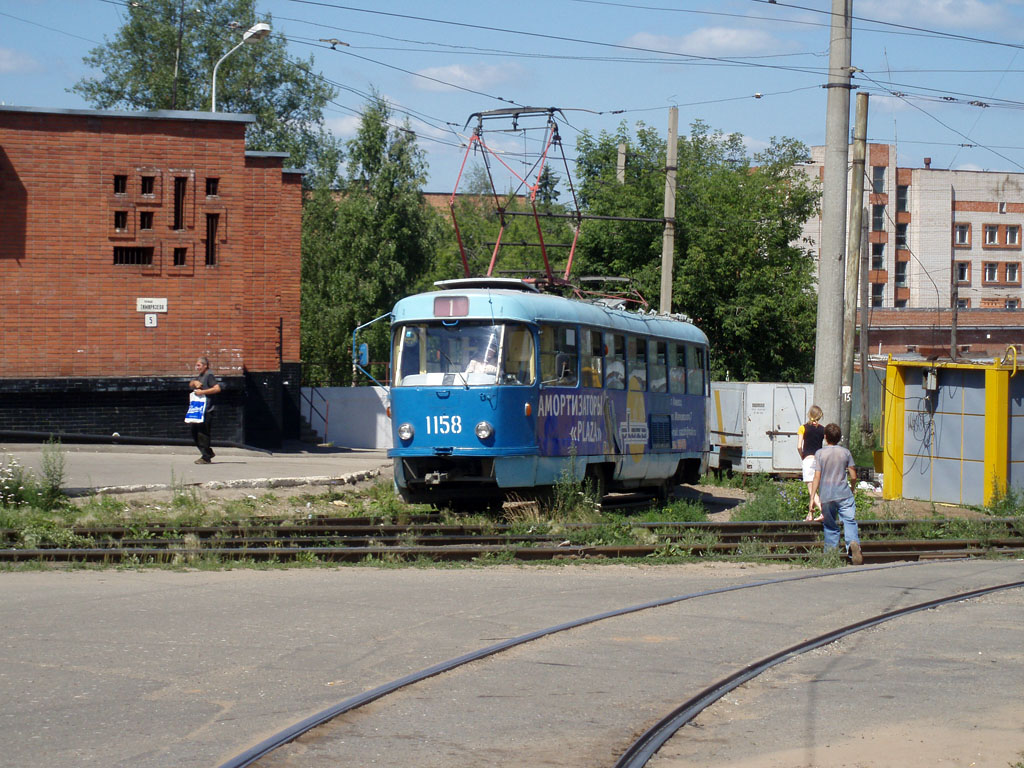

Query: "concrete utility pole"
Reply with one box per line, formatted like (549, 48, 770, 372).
(813, 0, 854, 426)
(841, 91, 868, 445)
(617, 143, 627, 184)
(950, 186, 959, 360)
(660, 106, 678, 315)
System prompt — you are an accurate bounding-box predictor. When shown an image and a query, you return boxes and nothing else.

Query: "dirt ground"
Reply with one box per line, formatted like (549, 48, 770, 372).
(80, 477, 998, 522)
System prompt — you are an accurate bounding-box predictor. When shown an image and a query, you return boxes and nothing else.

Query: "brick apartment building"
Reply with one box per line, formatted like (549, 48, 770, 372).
(0, 106, 303, 448)
(801, 143, 1024, 359)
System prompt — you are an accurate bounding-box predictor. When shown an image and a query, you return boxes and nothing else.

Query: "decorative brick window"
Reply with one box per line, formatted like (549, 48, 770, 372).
(206, 178, 219, 197)
(139, 211, 154, 230)
(114, 211, 128, 231)
(113, 246, 154, 265)
(173, 177, 188, 230)
(205, 213, 220, 266)
(113, 175, 127, 195)
(141, 176, 155, 196)
(173, 247, 188, 266)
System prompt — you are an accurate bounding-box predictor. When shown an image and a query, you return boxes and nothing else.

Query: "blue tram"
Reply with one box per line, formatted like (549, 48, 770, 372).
(387, 278, 710, 509)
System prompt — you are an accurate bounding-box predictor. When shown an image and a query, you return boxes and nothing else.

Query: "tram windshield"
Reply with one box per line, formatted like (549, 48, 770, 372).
(393, 321, 536, 387)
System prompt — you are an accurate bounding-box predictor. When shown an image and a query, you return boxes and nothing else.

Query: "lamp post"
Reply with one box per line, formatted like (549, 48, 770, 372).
(210, 22, 270, 112)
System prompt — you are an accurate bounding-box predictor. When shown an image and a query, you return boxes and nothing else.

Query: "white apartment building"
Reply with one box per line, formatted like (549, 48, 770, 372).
(801, 143, 1023, 311)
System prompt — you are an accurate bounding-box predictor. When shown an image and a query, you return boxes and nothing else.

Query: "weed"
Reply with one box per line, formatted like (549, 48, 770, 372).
(735, 536, 775, 561)
(670, 528, 721, 553)
(628, 499, 707, 524)
(545, 453, 603, 523)
(169, 473, 206, 519)
(18, 521, 93, 549)
(648, 542, 687, 559)
(702, 471, 773, 493)
(473, 549, 516, 565)
(39, 437, 67, 510)
(365, 481, 415, 518)
(985, 485, 1024, 517)
(803, 547, 848, 569)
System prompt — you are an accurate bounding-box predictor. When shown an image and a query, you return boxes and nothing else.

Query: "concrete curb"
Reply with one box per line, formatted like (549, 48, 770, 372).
(67, 467, 386, 497)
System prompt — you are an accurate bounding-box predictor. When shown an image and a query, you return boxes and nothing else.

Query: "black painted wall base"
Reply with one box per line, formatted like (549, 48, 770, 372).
(0, 370, 301, 449)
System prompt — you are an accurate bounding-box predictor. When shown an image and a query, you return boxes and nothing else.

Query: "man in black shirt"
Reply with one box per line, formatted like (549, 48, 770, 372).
(189, 357, 221, 464)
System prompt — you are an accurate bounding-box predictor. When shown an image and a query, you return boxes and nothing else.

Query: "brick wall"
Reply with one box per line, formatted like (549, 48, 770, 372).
(0, 107, 302, 447)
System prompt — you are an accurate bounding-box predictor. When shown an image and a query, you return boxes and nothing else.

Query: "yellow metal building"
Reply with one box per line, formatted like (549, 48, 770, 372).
(882, 351, 1020, 506)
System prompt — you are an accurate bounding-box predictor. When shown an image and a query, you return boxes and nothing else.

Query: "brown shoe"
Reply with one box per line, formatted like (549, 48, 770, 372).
(195, 457, 211, 464)
(849, 540, 863, 565)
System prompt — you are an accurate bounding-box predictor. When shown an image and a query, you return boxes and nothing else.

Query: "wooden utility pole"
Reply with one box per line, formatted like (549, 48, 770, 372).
(660, 107, 678, 315)
(813, 0, 853, 425)
(842, 92, 868, 444)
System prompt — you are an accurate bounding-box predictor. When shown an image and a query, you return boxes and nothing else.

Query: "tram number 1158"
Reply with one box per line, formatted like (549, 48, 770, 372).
(426, 415, 463, 435)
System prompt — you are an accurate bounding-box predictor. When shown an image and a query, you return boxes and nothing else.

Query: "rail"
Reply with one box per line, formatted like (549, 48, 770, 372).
(300, 386, 329, 443)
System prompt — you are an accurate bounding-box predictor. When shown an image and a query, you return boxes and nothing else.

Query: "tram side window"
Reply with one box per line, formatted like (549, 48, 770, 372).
(581, 328, 603, 387)
(605, 333, 625, 390)
(627, 336, 647, 391)
(649, 340, 667, 392)
(503, 325, 536, 385)
(540, 324, 578, 387)
(686, 345, 706, 396)
(668, 342, 686, 394)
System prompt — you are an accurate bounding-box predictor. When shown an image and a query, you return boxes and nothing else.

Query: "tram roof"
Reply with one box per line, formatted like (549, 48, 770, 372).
(391, 282, 708, 345)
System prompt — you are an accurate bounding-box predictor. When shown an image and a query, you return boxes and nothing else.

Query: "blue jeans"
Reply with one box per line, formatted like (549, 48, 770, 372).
(822, 494, 859, 552)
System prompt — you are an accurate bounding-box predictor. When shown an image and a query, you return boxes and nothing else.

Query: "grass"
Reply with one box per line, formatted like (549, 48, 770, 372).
(5, 450, 1021, 570)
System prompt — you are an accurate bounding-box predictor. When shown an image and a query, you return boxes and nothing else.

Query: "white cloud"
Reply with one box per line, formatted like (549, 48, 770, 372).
(856, 0, 1010, 29)
(0, 48, 41, 75)
(412, 63, 524, 93)
(625, 27, 785, 58)
(325, 115, 361, 137)
(742, 135, 770, 156)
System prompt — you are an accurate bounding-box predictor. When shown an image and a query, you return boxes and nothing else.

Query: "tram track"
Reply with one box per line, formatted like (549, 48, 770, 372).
(2, 517, 1022, 564)
(217, 561, 1024, 768)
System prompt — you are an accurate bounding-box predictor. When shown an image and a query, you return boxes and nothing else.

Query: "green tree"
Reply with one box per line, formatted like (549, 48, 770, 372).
(71, 0, 342, 186)
(428, 162, 575, 287)
(574, 120, 820, 381)
(302, 97, 442, 385)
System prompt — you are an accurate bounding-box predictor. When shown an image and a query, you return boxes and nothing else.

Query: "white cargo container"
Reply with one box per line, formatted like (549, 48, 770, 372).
(708, 382, 814, 476)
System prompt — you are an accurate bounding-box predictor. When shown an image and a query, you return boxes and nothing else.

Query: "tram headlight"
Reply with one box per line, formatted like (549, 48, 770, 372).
(475, 421, 494, 440)
(398, 422, 414, 441)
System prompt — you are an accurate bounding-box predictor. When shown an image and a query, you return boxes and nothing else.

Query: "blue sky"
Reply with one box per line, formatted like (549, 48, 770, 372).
(4, 0, 1024, 190)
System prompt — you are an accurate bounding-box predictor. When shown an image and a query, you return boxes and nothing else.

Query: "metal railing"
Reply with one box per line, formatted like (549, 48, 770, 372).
(300, 386, 329, 442)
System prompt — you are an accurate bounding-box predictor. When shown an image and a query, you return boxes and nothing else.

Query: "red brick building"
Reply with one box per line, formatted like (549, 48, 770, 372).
(0, 106, 303, 447)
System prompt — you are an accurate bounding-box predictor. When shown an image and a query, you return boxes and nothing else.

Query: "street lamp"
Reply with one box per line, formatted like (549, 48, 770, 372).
(210, 22, 270, 112)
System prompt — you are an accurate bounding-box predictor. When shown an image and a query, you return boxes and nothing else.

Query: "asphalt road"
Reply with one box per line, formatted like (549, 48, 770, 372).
(1, 562, 1021, 768)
